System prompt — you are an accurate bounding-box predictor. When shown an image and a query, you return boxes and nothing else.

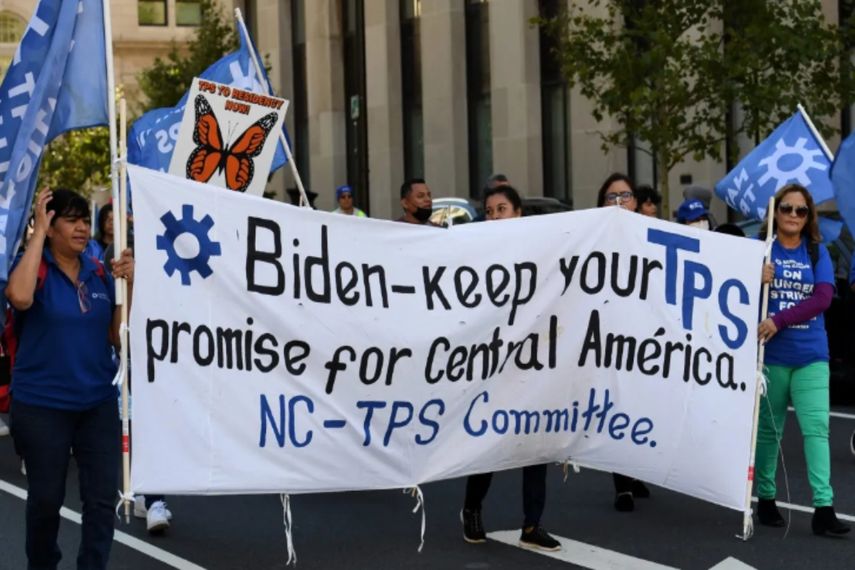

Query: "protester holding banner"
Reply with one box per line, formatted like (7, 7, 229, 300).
(635, 185, 661, 218)
(595, 173, 652, 512)
(6, 189, 135, 569)
(755, 184, 849, 536)
(461, 183, 560, 552)
(332, 185, 366, 217)
(396, 178, 435, 225)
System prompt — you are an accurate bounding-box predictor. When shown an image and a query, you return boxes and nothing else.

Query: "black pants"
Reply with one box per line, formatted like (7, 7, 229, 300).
(464, 464, 547, 527)
(11, 398, 119, 570)
(613, 472, 634, 493)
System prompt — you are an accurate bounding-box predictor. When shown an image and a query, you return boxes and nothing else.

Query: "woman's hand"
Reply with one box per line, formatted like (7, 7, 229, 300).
(758, 318, 778, 344)
(111, 248, 134, 283)
(761, 262, 774, 285)
(33, 189, 54, 236)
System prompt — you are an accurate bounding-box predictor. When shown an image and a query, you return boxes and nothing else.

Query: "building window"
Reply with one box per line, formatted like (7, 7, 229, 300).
(0, 11, 26, 43)
(138, 1, 167, 26)
(538, 0, 571, 205)
(176, 1, 202, 26)
(292, 0, 310, 190)
(343, 0, 370, 213)
(401, 0, 424, 179)
(465, 0, 492, 200)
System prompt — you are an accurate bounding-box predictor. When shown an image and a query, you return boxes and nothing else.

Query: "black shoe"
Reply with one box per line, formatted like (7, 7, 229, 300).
(812, 506, 851, 536)
(614, 492, 634, 512)
(519, 526, 561, 552)
(461, 508, 486, 544)
(632, 480, 650, 499)
(757, 499, 785, 527)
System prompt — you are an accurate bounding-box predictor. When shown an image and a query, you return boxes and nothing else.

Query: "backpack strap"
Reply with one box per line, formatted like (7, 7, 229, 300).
(35, 257, 49, 290)
(808, 241, 819, 270)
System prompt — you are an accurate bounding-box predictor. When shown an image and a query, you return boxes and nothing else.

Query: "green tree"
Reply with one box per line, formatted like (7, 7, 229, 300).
(37, 127, 111, 197)
(138, 0, 238, 110)
(538, 0, 855, 216)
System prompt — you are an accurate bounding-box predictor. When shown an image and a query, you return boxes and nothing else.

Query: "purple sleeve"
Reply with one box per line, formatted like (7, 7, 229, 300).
(770, 282, 833, 330)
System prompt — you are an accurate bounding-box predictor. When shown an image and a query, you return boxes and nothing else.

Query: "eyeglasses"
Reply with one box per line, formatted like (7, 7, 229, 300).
(777, 203, 810, 219)
(605, 191, 634, 204)
(77, 281, 91, 314)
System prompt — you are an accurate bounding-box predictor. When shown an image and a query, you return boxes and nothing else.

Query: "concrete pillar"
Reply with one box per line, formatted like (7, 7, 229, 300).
(305, 1, 347, 211)
(364, 0, 405, 219)
(420, 0, 468, 198)
(488, 0, 543, 197)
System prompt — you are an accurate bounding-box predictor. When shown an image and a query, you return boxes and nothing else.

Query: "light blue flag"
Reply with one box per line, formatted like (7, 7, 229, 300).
(0, 0, 108, 281)
(831, 131, 855, 239)
(715, 110, 834, 220)
(128, 24, 288, 177)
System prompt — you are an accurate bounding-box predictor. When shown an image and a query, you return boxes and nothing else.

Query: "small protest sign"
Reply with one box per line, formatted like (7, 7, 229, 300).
(168, 77, 289, 196)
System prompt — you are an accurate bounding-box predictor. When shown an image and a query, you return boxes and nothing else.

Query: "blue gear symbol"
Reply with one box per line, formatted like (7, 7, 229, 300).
(156, 204, 222, 286)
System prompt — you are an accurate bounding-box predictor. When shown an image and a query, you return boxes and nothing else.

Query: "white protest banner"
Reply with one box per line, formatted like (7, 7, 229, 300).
(129, 165, 765, 510)
(167, 77, 288, 196)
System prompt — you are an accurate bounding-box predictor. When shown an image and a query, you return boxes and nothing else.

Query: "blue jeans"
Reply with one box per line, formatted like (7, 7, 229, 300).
(11, 398, 120, 570)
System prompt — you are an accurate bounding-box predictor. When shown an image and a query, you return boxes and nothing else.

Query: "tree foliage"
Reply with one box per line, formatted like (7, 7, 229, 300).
(538, 0, 855, 214)
(37, 127, 111, 198)
(138, 0, 238, 110)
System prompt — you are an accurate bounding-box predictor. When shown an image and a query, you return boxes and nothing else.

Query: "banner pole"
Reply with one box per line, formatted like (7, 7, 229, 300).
(234, 8, 311, 208)
(796, 103, 834, 162)
(740, 195, 776, 541)
(101, 0, 123, 305)
(118, 97, 131, 524)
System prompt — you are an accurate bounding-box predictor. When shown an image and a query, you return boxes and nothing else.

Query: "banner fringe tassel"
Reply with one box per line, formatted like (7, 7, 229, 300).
(280, 494, 297, 565)
(403, 486, 426, 552)
(114, 489, 135, 521)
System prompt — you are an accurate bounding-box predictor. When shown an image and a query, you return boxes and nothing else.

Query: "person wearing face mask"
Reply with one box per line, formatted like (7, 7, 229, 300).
(676, 198, 711, 230)
(396, 178, 436, 225)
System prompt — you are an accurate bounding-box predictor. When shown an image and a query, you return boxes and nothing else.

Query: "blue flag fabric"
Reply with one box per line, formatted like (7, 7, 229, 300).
(831, 132, 855, 239)
(715, 111, 834, 220)
(128, 24, 288, 178)
(0, 0, 108, 281)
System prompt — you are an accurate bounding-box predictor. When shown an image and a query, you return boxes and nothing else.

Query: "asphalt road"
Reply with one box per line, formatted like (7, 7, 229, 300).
(1, 407, 854, 570)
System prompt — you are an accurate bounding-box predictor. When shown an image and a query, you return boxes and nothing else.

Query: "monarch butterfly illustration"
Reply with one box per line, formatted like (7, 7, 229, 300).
(186, 94, 278, 192)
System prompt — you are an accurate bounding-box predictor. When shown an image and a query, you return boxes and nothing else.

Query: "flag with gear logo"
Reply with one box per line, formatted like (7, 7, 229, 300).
(714, 110, 834, 220)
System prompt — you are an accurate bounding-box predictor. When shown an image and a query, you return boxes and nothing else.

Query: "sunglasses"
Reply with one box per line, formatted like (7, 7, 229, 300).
(777, 203, 810, 219)
(77, 281, 91, 314)
(605, 191, 634, 204)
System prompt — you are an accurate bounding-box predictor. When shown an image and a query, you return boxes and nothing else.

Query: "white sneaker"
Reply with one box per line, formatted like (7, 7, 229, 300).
(20, 459, 25, 476)
(133, 496, 147, 519)
(146, 500, 171, 534)
(0, 416, 9, 437)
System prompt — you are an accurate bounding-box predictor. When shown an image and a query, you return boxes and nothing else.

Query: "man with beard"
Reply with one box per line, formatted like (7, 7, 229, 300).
(397, 178, 436, 225)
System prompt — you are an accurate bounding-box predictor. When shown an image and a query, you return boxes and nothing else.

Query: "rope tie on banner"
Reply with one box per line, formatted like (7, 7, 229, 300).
(560, 460, 581, 483)
(111, 357, 126, 387)
(114, 490, 135, 520)
(403, 486, 426, 552)
(280, 494, 297, 566)
(756, 368, 768, 397)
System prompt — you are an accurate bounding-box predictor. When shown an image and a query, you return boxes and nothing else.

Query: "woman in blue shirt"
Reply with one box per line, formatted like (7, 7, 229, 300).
(756, 183, 849, 536)
(6, 188, 134, 569)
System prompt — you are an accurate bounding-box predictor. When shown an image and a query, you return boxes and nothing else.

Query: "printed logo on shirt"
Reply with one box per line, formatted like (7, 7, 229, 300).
(769, 258, 814, 330)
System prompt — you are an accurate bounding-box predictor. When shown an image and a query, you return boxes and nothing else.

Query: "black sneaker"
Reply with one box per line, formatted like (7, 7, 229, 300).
(519, 526, 561, 552)
(461, 508, 486, 544)
(631, 479, 650, 498)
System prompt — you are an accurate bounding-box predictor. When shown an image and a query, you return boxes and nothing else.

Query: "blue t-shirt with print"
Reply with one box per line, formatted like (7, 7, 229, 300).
(765, 239, 834, 367)
(11, 250, 117, 410)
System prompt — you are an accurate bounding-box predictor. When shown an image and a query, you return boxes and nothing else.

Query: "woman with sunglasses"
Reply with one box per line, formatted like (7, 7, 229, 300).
(756, 184, 849, 536)
(5, 188, 135, 568)
(595, 173, 651, 512)
(461, 184, 561, 552)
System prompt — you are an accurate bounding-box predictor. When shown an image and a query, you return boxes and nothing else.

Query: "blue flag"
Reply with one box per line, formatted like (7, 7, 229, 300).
(715, 111, 834, 220)
(831, 131, 855, 238)
(0, 0, 108, 281)
(128, 23, 288, 178)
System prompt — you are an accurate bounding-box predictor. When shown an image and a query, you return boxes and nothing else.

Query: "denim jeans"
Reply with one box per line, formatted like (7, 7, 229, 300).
(464, 464, 548, 527)
(11, 398, 120, 570)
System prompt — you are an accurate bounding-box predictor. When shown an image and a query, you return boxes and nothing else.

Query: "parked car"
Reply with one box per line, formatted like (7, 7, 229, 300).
(736, 214, 855, 405)
(430, 196, 572, 227)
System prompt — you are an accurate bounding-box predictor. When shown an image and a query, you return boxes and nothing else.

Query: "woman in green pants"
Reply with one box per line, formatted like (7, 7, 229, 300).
(756, 183, 849, 536)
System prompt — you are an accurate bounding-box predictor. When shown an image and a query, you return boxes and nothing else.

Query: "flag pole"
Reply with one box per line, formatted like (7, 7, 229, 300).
(234, 8, 311, 208)
(101, 0, 123, 305)
(740, 194, 776, 541)
(118, 97, 131, 523)
(797, 103, 834, 162)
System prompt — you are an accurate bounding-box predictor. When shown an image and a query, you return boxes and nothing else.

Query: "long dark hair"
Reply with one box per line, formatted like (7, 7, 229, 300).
(596, 173, 634, 207)
(97, 203, 113, 246)
(758, 184, 821, 244)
